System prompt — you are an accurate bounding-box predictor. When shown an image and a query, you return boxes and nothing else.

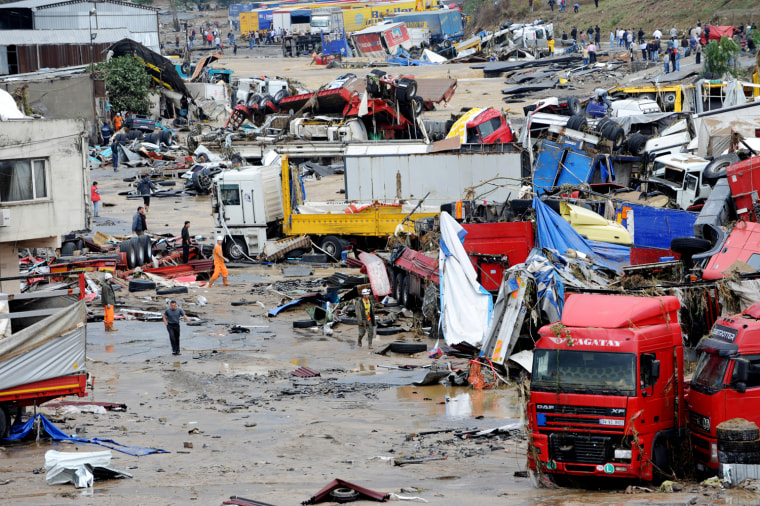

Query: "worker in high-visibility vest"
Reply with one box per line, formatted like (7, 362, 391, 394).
(355, 288, 376, 348)
(208, 236, 229, 287)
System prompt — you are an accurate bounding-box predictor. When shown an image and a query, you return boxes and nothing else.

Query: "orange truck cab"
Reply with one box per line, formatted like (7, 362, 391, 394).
(687, 301, 760, 473)
(528, 294, 686, 482)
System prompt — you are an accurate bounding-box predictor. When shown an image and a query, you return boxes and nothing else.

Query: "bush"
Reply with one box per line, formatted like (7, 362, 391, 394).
(95, 56, 152, 115)
(703, 36, 741, 78)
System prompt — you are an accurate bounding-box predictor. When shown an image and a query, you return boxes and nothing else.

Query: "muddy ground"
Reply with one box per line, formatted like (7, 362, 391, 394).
(0, 28, 750, 505)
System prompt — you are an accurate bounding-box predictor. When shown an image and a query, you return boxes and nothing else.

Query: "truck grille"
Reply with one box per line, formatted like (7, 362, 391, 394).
(536, 404, 625, 417)
(549, 433, 611, 464)
(545, 415, 603, 426)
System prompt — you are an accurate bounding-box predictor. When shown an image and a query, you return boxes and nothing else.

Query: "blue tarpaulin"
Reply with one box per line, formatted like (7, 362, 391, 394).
(4, 414, 168, 457)
(533, 197, 623, 272)
(615, 202, 697, 249)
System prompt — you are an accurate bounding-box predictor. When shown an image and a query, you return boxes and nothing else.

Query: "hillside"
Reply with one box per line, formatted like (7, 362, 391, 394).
(469, 0, 760, 39)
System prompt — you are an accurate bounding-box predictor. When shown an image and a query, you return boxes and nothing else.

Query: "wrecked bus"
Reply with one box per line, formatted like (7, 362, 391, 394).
(528, 294, 686, 482)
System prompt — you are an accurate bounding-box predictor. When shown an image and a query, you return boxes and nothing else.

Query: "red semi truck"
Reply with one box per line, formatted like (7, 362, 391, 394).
(687, 301, 760, 473)
(527, 294, 686, 482)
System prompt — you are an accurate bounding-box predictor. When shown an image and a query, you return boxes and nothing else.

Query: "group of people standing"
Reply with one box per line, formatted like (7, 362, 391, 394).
(247, 28, 286, 48)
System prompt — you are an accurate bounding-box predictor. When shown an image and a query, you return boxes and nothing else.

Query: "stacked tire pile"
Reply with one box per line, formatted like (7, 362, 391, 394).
(717, 418, 760, 465)
(119, 235, 154, 270)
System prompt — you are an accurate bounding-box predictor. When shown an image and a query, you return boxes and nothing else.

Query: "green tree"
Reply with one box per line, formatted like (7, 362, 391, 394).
(96, 56, 152, 114)
(703, 36, 741, 78)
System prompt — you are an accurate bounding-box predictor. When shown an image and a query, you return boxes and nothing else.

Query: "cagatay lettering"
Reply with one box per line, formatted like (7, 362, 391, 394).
(549, 337, 622, 347)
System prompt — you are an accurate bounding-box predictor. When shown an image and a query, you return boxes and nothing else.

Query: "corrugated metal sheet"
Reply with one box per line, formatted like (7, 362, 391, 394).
(0, 0, 156, 12)
(35, 2, 158, 33)
(0, 28, 129, 45)
(11, 41, 111, 73)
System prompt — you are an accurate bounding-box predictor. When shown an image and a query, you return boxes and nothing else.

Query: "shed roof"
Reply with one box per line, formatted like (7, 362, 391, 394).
(0, 28, 130, 45)
(0, 0, 157, 12)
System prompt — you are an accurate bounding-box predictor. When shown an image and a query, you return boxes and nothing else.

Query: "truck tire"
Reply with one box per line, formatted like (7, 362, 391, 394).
(131, 236, 145, 266)
(126, 240, 138, 269)
(158, 130, 173, 146)
(716, 419, 760, 441)
(389, 341, 427, 354)
(224, 237, 248, 262)
(394, 272, 404, 302)
(318, 235, 343, 260)
(61, 241, 76, 256)
(399, 274, 410, 308)
(702, 153, 740, 187)
(662, 92, 677, 110)
(128, 279, 156, 292)
(0, 405, 9, 439)
(396, 78, 417, 103)
(670, 237, 711, 256)
(607, 126, 625, 151)
(259, 94, 273, 108)
(139, 235, 152, 264)
(564, 97, 582, 116)
(626, 132, 649, 156)
(273, 89, 291, 105)
(370, 69, 386, 78)
(566, 115, 586, 131)
(247, 93, 262, 108)
(717, 439, 760, 453)
(596, 117, 613, 134)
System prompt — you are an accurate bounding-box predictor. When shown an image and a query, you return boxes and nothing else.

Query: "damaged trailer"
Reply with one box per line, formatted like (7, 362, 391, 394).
(0, 278, 89, 437)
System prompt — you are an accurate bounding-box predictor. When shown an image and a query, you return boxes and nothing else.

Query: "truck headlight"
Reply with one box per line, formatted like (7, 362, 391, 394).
(614, 449, 632, 460)
(710, 442, 718, 463)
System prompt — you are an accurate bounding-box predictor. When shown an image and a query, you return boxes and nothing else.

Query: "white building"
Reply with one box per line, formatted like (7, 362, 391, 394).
(0, 119, 89, 294)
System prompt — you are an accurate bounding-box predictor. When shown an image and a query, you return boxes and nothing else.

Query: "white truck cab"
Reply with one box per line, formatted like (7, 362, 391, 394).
(649, 153, 711, 209)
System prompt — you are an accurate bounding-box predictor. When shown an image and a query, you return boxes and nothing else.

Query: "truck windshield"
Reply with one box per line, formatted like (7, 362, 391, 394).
(477, 117, 502, 138)
(531, 349, 636, 396)
(691, 352, 729, 395)
(311, 16, 330, 27)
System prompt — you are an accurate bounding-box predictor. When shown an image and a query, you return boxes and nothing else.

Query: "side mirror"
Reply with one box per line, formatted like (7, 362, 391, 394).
(734, 358, 749, 384)
(652, 360, 661, 381)
(736, 382, 747, 394)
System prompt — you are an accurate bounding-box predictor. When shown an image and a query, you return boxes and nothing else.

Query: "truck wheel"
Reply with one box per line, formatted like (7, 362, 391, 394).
(394, 272, 404, 302)
(224, 237, 248, 262)
(607, 126, 625, 151)
(61, 241, 76, 256)
(662, 92, 677, 110)
(319, 236, 343, 260)
(370, 69, 386, 78)
(130, 236, 145, 266)
(399, 274, 410, 308)
(0, 405, 9, 438)
(396, 78, 417, 103)
(246, 93, 262, 108)
(716, 419, 760, 441)
(566, 114, 586, 131)
(626, 132, 649, 156)
(139, 235, 152, 264)
(702, 153, 740, 186)
(389, 341, 427, 354)
(564, 96, 582, 116)
(126, 240, 138, 269)
(273, 89, 291, 105)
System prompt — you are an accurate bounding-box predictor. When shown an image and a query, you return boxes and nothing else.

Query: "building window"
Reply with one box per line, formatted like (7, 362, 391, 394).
(0, 159, 47, 202)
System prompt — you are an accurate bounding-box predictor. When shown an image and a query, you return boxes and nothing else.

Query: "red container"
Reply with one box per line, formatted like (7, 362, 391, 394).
(727, 155, 760, 221)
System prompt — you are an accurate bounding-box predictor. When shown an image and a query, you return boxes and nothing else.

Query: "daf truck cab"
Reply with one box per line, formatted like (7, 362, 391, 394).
(528, 294, 686, 482)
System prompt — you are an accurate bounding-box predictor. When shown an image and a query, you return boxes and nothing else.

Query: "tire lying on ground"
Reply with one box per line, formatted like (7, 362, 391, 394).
(156, 286, 189, 295)
(129, 279, 156, 292)
(293, 320, 317, 328)
(389, 341, 427, 354)
(130, 236, 145, 266)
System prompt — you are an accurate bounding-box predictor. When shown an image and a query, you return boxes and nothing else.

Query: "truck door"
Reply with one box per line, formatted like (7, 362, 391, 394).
(724, 355, 760, 426)
(219, 184, 246, 225)
(679, 173, 699, 208)
(640, 352, 673, 426)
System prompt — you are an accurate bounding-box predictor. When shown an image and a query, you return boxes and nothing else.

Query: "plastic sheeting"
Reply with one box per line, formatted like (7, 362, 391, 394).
(533, 197, 623, 272)
(0, 300, 86, 391)
(438, 212, 493, 347)
(481, 274, 529, 366)
(0, 89, 25, 120)
(5, 413, 169, 456)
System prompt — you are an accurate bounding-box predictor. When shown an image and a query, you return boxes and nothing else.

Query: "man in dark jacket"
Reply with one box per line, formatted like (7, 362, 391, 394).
(136, 175, 157, 213)
(181, 221, 193, 263)
(132, 206, 147, 236)
(355, 288, 376, 348)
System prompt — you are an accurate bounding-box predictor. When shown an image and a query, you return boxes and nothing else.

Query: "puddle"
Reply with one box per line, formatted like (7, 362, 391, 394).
(396, 384, 521, 420)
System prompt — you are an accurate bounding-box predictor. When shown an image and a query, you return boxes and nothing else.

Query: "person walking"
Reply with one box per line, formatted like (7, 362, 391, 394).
(181, 221, 193, 263)
(559, 0, 565, 12)
(587, 42, 596, 63)
(356, 288, 376, 348)
(132, 206, 147, 236)
(136, 174, 156, 213)
(101, 273, 117, 332)
(695, 41, 702, 65)
(610, 30, 615, 49)
(548, 0, 554, 11)
(208, 236, 229, 287)
(640, 39, 648, 60)
(163, 300, 191, 355)
(91, 181, 101, 217)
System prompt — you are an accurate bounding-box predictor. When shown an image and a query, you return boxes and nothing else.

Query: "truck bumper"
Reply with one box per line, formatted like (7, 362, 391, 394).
(530, 431, 646, 480)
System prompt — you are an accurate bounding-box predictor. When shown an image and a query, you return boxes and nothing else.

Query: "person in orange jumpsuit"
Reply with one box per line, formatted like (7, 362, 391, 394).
(208, 236, 228, 286)
(101, 273, 117, 332)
